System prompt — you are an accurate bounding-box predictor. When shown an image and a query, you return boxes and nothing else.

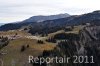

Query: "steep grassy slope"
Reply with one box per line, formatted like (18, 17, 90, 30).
(0, 36, 56, 66)
(0, 25, 71, 66)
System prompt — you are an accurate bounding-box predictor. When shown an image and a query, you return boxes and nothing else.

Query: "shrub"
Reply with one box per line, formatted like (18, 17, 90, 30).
(37, 40, 44, 44)
(20, 45, 25, 52)
(26, 44, 29, 48)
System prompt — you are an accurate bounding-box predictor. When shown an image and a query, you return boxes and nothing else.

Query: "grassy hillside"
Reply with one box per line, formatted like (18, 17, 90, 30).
(48, 25, 85, 38)
(0, 30, 56, 66)
(0, 30, 31, 36)
(0, 34, 56, 66)
(0, 25, 85, 66)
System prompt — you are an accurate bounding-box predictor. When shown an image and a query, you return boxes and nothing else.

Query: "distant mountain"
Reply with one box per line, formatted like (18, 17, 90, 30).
(0, 13, 71, 31)
(67, 10, 100, 25)
(0, 10, 100, 33)
(0, 22, 37, 31)
(0, 23, 5, 26)
(23, 13, 70, 22)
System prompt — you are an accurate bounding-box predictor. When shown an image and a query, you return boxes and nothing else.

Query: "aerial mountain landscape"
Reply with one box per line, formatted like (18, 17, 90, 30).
(0, 10, 100, 66)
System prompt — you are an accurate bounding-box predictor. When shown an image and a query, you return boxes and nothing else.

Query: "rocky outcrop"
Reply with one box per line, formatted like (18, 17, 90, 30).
(41, 25, 100, 66)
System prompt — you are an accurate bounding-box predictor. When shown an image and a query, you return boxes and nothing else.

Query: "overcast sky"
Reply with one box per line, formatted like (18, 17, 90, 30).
(0, 0, 100, 23)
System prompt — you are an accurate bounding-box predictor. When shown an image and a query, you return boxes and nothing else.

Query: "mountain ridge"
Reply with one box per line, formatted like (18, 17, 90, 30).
(0, 23, 5, 26)
(0, 10, 100, 32)
(22, 13, 70, 23)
